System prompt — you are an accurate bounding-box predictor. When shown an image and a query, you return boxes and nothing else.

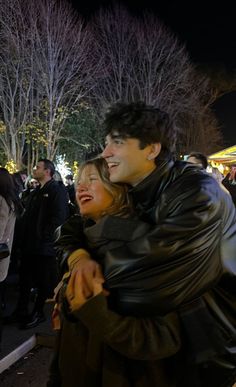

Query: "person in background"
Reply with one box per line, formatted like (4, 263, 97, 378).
(21, 177, 39, 208)
(222, 164, 236, 206)
(187, 153, 225, 186)
(186, 151, 208, 169)
(7, 159, 69, 329)
(47, 157, 180, 387)
(12, 170, 27, 198)
(210, 166, 224, 184)
(0, 168, 22, 348)
(65, 174, 77, 216)
(53, 170, 64, 183)
(65, 174, 76, 205)
(55, 101, 236, 387)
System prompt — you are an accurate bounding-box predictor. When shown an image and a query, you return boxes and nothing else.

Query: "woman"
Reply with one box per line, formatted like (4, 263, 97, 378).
(0, 168, 23, 282)
(48, 157, 180, 387)
(0, 168, 22, 345)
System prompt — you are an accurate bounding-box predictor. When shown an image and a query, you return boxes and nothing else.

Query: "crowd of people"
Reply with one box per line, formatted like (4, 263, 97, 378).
(0, 101, 235, 387)
(0, 161, 77, 335)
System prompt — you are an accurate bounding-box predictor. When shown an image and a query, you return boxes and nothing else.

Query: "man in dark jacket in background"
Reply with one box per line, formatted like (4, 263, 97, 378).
(55, 102, 236, 387)
(65, 174, 76, 205)
(12, 159, 69, 329)
(222, 164, 236, 206)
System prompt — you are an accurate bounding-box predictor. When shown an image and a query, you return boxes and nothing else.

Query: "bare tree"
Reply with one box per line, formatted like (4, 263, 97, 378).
(90, 5, 222, 153)
(31, 0, 97, 160)
(0, 0, 98, 169)
(177, 110, 223, 156)
(0, 0, 34, 168)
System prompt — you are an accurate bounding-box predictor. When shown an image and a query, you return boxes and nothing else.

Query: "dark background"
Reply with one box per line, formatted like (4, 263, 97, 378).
(71, 0, 236, 148)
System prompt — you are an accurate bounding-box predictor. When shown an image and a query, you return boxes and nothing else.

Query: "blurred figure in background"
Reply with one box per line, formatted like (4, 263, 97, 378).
(21, 178, 39, 208)
(0, 168, 22, 348)
(211, 166, 224, 184)
(187, 151, 208, 169)
(65, 174, 76, 205)
(65, 174, 77, 216)
(53, 170, 64, 183)
(12, 170, 27, 198)
(222, 164, 236, 206)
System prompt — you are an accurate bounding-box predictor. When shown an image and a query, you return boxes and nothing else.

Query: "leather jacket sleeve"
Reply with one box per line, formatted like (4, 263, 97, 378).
(54, 215, 88, 273)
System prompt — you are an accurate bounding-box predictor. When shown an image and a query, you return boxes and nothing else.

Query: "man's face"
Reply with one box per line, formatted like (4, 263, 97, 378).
(33, 161, 47, 182)
(102, 134, 157, 186)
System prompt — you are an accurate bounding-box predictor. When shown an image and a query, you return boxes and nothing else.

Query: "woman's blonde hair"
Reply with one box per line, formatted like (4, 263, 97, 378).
(77, 157, 132, 218)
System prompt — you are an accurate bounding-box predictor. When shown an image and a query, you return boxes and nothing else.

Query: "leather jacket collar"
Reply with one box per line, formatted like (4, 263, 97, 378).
(129, 158, 174, 221)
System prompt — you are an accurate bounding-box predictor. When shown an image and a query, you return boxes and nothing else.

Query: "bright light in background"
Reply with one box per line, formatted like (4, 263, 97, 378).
(208, 161, 228, 175)
(4, 159, 18, 173)
(55, 154, 72, 182)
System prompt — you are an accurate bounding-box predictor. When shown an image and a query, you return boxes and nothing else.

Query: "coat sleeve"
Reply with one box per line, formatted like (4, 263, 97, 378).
(74, 293, 181, 360)
(54, 215, 88, 273)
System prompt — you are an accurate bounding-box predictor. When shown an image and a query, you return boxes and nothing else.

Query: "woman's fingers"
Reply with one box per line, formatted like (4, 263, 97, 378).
(93, 279, 103, 296)
(66, 261, 105, 311)
(70, 259, 104, 297)
(66, 270, 77, 302)
(95, 263, 105, 284)
(69, 271, 86, 311)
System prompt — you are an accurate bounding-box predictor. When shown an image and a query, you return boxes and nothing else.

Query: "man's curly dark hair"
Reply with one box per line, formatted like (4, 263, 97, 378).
(103, 101, 177, 161)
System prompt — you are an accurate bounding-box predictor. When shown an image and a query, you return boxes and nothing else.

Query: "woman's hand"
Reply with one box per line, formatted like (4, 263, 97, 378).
(68, 249, 104, 298)
(66, 271, 103, 312)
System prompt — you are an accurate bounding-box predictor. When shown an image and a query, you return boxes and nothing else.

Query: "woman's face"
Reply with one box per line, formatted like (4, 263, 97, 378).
(76, 165, 114, 221)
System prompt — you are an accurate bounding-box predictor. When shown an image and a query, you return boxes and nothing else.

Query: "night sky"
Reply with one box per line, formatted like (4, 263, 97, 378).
(71, 0, 236, 148)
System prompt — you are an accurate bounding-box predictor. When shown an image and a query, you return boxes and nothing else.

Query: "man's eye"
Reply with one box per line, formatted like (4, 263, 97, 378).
(114, 139, 123, 145)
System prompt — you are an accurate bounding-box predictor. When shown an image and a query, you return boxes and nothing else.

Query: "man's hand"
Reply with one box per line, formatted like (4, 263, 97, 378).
(66, 248, 104, 298)
(66, 271, 103, 312)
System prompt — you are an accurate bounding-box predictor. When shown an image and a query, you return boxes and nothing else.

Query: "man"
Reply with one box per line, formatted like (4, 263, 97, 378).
(65, 173, 77, 216)
(65, 174, 76, 205)
(55, 102, 236, 386)
(222, 164, 236, 206)
(12, 159, 69, 329)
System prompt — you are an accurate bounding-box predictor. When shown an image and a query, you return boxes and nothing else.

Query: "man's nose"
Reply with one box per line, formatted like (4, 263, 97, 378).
(102, 144, 112, 158)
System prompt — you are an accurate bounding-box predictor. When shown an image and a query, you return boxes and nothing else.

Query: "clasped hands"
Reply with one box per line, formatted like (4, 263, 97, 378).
(65, 255, 106, 312)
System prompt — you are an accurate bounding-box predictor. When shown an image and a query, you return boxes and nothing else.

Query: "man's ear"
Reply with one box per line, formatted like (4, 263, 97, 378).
(147, 143, 161, 160)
